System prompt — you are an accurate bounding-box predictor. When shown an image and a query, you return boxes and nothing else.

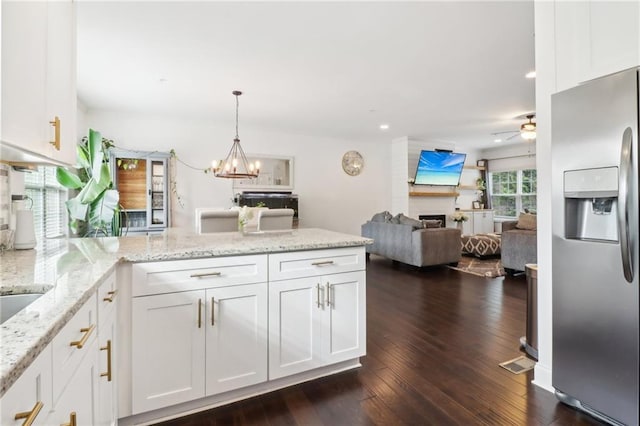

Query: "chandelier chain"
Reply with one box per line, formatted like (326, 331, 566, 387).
(235, 93, 240, 140)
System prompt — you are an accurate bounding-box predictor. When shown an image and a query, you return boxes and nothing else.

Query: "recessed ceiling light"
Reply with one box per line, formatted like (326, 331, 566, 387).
(525, 71, 536, 79)
(494, 138, 502, 143)
(379, 124, 390, 130)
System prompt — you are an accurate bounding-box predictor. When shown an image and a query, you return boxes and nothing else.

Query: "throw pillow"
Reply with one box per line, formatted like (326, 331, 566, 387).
(422, 219, 442, 229)
(395, 213, 423, 230)
(371, 211, 392, 223)
(516, 212, 537, 230)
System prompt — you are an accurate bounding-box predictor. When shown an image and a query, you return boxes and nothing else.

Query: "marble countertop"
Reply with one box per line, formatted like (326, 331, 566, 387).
(0, 228, 371, 396)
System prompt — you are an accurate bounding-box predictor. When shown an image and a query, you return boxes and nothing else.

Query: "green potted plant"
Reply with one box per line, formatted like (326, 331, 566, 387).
(56, 129, 121, 237)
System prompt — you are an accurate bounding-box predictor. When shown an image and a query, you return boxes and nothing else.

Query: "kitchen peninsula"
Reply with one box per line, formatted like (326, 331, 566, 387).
(0, 228, 370, 425)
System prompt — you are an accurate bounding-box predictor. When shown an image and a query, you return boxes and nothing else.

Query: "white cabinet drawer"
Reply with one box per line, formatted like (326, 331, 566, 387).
(0, 346, 52, 426)
(132, 255, 268, 297)
(52, 293, 98, 400)
(97, 271, 117, 327)
(268, 247, 366, 281)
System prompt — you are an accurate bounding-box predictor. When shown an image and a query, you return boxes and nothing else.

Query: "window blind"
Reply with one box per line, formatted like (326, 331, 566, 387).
(24, 166, 67, 242)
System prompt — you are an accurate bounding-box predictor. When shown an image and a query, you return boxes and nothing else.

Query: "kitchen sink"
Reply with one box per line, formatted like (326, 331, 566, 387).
(0, 293, 44, 325)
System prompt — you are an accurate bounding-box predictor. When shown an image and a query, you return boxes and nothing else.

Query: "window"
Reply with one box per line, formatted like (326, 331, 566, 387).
(24, 166, 67, 242)
(489, 169, 536, 218)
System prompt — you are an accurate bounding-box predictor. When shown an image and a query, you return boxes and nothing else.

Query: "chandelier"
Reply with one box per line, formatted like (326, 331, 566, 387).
(211, 91, 260, 178)
(520, 114, 536, 140)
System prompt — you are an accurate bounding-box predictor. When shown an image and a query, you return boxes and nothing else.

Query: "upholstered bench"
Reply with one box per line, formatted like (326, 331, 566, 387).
(461, 233, 501, 258)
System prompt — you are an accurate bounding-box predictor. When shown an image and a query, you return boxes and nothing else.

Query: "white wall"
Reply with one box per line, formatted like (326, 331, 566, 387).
(531, 0, 556, 394)
(84, 110, 391, 235)
(392, 136, 481, 224)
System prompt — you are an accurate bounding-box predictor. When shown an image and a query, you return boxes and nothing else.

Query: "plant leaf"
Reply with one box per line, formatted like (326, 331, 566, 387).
(66, 197, 89, 221)
(80, 178, 109, 205)
(88, 129, 102, 166)
(91, 151, 104, 183)
(99, 163, 111, 187)
(76, 144, 90, 170)
(56, 167, 83, 189)
(89, 189, 119, 229)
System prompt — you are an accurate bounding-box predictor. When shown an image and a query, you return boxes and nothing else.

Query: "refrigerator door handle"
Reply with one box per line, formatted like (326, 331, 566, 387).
(618, 127, 634, 283)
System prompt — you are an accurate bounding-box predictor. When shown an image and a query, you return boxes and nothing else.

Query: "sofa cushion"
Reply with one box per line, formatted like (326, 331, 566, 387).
(516, 212, 537, 230)
(393, 213, 423, 230)
(371, 211, 392, 223)
(422, 219, 442, 228)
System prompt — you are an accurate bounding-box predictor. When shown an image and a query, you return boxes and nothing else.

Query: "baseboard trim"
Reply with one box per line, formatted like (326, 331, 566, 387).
(118, 358, 362, 426)
(532, 363, 554, 393)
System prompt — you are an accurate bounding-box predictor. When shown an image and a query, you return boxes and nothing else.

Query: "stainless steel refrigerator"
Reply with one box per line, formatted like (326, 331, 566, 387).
(552, 68, 639, 425)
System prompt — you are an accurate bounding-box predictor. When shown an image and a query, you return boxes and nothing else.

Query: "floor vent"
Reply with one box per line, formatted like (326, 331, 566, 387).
(499, 356, 536, 374)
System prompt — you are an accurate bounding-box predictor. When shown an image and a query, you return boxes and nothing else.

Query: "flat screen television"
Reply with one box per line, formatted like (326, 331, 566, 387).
(413, 150, 467, 186)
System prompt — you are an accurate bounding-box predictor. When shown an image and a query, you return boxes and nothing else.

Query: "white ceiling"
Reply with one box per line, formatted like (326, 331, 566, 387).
(77, 1, 535, 150)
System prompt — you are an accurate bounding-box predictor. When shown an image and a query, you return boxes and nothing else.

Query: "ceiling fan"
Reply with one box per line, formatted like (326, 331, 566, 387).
(491, 113, 536, 141)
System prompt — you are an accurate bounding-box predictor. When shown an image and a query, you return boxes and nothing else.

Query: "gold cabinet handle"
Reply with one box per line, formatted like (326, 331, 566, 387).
(60, 412, 77, 426)
(100, 340, 112, 382)
(49, 116, 60, 150)
(69, 324, 95, 349)
(14, 401, 43, 426)
(190, 271, 222, 278)
(198, 299, 202, 328)
(211, 297, 215, 326)
(103, 290, 117, 303)
(311, 260, 334, 266)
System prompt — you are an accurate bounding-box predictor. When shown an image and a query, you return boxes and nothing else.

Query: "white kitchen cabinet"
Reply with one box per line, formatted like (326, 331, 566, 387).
(1, 1, 47, 152)
(1, 0, 76, 164)
(45, 289, 104, 425)
(473, 210, 494, 235)
(321, 271, 366, 365)
(205, 283, 268, 396)
(268, 270, 366, 380)
(268, 248, 366, 380)
(460, 210, 494, 235)
(51, 293, 98, 400)
(45, 337, 99, 426)
(131, 290, 206, 414)
(268, 276, 323, 378)
(45, 0, 77, 164)
(0, 346, 52, 426)
(131, 256, 270, 414)
(554, 1, 639, 92)
(97, 276, 118, 426)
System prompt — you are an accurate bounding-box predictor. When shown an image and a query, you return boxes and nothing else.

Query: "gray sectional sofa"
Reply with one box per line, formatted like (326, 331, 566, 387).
(361, 219, 461, 267)
(501, 220, 537, 274)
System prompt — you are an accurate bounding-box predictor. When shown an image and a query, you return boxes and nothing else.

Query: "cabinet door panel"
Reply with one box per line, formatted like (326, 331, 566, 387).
(52, 293, 97, 399)
(132, 291, 205, 414)
(0, 347, 52, 426)
(269, 277, 322, 379)
(96, 313, 116, 426)
(46, 339, 98, 426)
(45, 0, 76, 164)
(1, 1, 47, 151)
(205, 283, 267, 395)
(323, 271, 366, 364)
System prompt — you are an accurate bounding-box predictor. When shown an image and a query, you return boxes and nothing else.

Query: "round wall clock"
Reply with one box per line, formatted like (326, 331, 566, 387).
(342, 151, 364, 176)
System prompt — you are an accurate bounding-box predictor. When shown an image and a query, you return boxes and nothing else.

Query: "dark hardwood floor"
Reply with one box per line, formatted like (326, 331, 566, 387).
(157, 255, 604, 426)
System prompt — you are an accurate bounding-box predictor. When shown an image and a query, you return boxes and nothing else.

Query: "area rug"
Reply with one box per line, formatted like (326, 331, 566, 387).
(447, 255, 505, 278)
(499, 355, 536, 374)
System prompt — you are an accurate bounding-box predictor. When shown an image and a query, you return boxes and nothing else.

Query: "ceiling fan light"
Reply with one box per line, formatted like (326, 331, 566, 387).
(522, 122, 536, 132)
(521, 130, 536, 140)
